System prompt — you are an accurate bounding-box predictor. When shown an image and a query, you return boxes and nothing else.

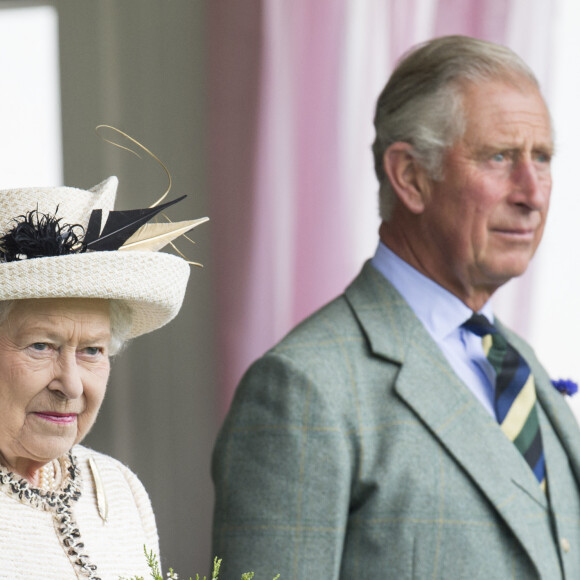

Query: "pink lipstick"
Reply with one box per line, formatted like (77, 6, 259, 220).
(33, 412, 77, 425)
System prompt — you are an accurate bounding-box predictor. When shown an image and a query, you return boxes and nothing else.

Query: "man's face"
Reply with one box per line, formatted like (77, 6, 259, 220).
(418, 79, 553, 304)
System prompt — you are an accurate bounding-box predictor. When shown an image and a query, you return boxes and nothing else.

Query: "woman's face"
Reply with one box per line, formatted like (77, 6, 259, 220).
(0, 298, 111, 477)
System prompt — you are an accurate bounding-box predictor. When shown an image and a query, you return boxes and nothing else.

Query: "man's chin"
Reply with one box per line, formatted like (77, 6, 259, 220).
(485, 262, 532, 287)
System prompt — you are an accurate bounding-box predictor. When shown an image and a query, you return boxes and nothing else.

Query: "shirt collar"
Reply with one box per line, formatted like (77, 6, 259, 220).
(370, 241, 494, 340)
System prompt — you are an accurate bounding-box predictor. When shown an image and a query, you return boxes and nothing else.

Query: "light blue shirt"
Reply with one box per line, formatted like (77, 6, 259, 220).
(370, 241, 497, 417)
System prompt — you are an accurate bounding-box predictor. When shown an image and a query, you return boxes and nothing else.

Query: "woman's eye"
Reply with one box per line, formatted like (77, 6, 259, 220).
(81, 347, 102, 356)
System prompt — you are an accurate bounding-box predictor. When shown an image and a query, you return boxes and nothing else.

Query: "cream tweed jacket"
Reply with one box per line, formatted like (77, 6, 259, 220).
(0, 444, 159, 579)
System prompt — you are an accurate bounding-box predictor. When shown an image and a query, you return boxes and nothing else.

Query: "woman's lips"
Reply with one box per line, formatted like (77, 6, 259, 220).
(33, 412, 78, 425)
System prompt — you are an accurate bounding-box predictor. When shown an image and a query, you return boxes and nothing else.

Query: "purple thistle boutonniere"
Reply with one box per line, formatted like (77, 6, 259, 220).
(551, 378, 579, 397)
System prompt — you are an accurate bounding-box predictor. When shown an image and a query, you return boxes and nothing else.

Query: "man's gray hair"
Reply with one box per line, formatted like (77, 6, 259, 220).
(372, 35, 541, 220)
(0, 299, 132, 356)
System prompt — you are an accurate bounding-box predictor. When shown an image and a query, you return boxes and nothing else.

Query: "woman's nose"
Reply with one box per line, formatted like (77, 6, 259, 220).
(48, 352, 83, 399)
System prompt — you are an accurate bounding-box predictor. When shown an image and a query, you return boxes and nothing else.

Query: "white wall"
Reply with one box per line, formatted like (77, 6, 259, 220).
(0, 3, 61, 187)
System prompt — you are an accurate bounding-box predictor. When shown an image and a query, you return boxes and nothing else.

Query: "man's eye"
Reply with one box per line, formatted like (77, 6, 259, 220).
(535, 152, 551, 164)
(31, 343, 49, 351)
(492, 152, 505, 162)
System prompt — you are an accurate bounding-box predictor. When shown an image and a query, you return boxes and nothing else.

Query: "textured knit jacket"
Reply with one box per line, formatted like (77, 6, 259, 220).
(0, 444, 159, 579)
(212, 262, 580, 579)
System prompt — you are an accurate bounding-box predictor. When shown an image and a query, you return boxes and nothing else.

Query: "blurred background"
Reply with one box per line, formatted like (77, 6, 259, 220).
(1, 0, 579, 575)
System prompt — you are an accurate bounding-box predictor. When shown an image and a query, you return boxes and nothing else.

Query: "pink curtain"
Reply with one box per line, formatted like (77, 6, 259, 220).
(209, 0, 556, 413)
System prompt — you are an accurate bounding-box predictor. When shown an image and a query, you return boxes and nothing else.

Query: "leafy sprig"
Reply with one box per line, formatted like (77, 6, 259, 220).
(120, 546, 280, 580)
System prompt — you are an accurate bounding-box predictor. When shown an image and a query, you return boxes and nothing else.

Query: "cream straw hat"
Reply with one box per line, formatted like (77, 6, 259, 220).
(0, 176, 208, 338)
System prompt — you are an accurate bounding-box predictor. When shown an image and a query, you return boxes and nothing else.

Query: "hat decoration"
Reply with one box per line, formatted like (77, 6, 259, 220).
(0, 194, 208, 260)
(0, 126, 209, 339)
(0, 208, 85, 261)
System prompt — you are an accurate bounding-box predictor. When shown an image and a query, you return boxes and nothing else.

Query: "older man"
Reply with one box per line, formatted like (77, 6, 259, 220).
(212, 36, 580, 579)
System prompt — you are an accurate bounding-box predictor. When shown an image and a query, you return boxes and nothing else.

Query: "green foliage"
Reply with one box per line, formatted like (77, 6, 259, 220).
(120, 547, 280, 580)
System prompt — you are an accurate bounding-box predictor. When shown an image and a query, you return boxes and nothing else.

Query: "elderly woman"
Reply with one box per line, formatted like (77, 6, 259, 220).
(0, 177, 206, 579)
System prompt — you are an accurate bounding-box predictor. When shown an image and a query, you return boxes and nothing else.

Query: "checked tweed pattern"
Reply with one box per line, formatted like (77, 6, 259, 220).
(463, 313, 546, 490)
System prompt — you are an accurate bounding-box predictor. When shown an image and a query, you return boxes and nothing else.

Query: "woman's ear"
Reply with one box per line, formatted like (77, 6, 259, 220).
(382, 142, 431, 214)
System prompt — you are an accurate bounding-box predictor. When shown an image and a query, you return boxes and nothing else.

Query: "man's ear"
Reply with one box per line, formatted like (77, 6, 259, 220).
(382, 142, 431, 214)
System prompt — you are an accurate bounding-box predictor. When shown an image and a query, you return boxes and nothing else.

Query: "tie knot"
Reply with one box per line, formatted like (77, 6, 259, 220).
(462, 313, 497, 338)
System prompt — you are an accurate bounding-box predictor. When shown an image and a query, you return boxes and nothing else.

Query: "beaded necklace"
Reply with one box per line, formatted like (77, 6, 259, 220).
(38, 457, 63, 491)
(0, 452, 102, 579)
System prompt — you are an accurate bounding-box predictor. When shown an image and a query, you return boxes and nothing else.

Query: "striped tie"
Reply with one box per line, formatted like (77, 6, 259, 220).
(462, 313, 546, 489)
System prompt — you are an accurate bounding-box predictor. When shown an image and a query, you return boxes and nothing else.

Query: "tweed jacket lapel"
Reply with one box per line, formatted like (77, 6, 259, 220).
(345, 262, 556, 565)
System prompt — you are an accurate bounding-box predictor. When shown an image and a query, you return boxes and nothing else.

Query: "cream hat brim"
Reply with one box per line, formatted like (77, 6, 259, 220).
(0, 251, 190, 338)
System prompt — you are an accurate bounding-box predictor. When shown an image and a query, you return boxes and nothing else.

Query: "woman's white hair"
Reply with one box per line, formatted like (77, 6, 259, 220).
(0, 299, 132, 356)
(372, 35, 542, 221)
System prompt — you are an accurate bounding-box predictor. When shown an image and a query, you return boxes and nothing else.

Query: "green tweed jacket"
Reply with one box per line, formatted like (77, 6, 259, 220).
(212, 262, 580, 579)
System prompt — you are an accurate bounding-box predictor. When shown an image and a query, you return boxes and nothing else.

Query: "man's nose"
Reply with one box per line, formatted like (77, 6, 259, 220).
(48, 352, 83, 399)
(511, 159, 550, 210)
